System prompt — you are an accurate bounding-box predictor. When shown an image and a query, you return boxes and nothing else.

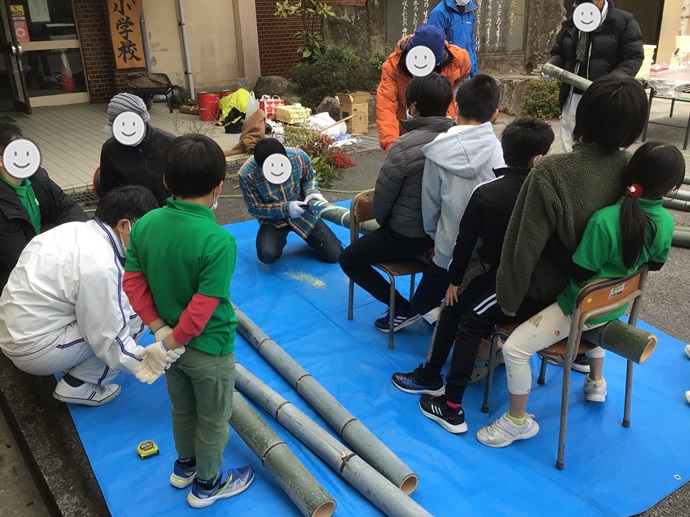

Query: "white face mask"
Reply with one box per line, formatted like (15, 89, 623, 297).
(118, 220, 132, 256)
(455, 0, 470, 7)
(211, 191, 219, 212)
(406, 108, 414, 120)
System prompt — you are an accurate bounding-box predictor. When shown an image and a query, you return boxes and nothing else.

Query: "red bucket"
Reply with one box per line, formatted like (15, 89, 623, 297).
(220, 90, 234, 98)
(198, 92, 220, 121)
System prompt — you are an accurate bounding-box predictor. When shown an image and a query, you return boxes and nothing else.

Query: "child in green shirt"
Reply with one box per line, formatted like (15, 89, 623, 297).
(477, 141, 685, 448)
(123, 134, 254, 508)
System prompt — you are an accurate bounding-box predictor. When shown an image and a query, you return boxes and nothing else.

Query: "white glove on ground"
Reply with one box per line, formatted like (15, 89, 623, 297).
(153, 325, 173, 342)
(288, 201, 306, 218)
(304, 193, 327, 204)
(134, 341, 185, 384)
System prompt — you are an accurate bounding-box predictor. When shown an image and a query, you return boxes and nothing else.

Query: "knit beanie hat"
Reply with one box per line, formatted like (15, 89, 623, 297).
(409, 25, 446, 66)
(103, 93, 150, 134)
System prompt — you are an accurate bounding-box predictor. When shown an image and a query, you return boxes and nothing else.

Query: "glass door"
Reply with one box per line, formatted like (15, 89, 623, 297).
(0, 1, 31, 113)
(10, 0, 89, 107)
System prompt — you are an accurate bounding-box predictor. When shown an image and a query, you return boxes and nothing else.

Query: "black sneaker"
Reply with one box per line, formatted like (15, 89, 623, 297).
(391, 364, 444, 396)
(419, 394, 468, 434)
(541, 352, 590, 373)
(374, 309, 422, 333)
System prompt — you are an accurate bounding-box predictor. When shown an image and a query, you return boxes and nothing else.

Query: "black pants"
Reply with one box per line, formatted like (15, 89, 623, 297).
(438, 287, 548, 405)
(407, 260, 450, 316)
(256, 220, 342, 264)
(339, 226, 433, 309)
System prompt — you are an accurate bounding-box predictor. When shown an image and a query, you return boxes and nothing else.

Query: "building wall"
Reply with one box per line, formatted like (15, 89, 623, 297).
(142, 0, 241, 92)
(255, 0, 366, 77)
(658, 0, 683, 66)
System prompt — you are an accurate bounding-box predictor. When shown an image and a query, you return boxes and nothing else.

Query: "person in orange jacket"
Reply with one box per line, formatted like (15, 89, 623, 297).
(377, 24, 471, 152)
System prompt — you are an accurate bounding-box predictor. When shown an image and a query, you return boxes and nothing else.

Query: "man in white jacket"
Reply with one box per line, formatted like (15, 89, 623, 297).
(0, 186, 160, 406)
(382, 75, 505, 332)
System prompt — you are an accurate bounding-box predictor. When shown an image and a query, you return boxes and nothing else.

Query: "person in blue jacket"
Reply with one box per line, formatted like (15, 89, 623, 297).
(428, 0, 478, 77)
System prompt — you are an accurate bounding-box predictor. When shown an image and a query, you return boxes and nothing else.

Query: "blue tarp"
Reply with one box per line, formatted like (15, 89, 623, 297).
(66, 215, 690, 516)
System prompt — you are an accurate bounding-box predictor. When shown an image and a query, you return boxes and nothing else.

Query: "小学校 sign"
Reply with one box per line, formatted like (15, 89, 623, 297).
(107, 0, 147, 70)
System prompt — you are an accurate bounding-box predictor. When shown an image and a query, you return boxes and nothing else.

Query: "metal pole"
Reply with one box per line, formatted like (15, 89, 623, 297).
(176, 0, 195, 99)
(235, 364, 432, 517)
(229, 391, 336, 517)
(232, 305, 419, 495)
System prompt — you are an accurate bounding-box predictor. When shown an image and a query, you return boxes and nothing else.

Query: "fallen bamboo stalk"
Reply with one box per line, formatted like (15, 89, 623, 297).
(232, 304, 419, 495)
(666, 189, 690, 202)
(229, 391, 336, 517)
(235, 364, 431, 517)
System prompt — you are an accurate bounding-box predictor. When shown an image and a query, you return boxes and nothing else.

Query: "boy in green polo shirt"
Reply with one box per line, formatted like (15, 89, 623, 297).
(123, 134, 254, 509)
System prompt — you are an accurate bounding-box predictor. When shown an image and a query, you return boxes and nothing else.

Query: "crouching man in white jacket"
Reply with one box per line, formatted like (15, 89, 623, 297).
(0, 186, 170, 406)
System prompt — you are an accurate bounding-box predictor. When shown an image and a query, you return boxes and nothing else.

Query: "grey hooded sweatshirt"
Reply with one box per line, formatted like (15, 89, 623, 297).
(421, 122, 505, 269)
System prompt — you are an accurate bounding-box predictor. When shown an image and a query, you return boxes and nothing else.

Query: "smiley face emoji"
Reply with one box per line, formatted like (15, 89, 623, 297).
(261, 153, 292, 185)
(573, 2, 603, 33)
(405, 45, 437, 77)
(2, 139, 41, 179)
(112, 111, 146, 147)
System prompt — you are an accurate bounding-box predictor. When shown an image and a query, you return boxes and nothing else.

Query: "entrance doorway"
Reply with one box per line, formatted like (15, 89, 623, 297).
(0, 0, 89, 113)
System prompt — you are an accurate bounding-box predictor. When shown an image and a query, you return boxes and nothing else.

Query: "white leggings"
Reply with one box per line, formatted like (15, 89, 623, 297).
(502, 302, 606, 395)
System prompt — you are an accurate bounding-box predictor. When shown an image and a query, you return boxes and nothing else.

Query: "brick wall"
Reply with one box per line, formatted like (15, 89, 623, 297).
(74, 0, 146, 103)
(255, 1, 368, 76)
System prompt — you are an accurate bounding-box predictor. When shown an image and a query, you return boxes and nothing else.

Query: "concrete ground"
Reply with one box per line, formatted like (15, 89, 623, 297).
(2, 99, 690, 516)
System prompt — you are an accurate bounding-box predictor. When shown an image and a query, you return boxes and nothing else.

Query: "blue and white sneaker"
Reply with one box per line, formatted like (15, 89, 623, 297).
(391, 364, 444, 396)
(187, 466, 255, 509)
(374, 309, 422, 333)
(170, 459, 197, 489)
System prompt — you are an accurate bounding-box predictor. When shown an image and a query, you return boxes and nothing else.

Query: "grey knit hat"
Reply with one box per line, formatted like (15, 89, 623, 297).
(103, 93, 150, 134)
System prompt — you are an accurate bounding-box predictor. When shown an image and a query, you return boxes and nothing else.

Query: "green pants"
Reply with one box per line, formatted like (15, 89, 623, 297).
(166, 347, 235, 481)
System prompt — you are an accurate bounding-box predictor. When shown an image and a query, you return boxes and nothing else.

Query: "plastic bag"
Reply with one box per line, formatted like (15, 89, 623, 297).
(305, 112, 346, 138)
(246, 91, 260, 117)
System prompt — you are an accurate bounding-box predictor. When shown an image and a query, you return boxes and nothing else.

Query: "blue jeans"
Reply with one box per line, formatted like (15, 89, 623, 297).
(256, 220, 342, 264)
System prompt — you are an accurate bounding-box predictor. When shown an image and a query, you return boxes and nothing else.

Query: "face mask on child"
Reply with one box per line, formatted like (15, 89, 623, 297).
(118, 220, 132, 257)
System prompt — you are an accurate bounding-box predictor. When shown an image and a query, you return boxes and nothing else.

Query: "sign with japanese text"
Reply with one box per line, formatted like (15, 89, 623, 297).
(108, 0, 147, 70)
(14, 19, 30, 42)
(10, 5, 24, 17)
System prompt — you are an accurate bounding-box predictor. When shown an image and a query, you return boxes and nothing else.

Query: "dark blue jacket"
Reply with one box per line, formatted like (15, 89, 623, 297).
(428, 0, 478, 76)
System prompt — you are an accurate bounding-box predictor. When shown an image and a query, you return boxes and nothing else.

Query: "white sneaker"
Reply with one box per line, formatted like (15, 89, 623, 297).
(422, 307, 441, 325)
(685, 345, 690, 360)
(583, 376, 607, 402)
(53, 378, 121, 406)
(476, 413, 539, 448)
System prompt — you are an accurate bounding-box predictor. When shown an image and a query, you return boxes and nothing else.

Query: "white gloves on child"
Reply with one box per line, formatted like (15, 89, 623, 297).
(288, 201, 306, 218)
(153, 324, 173, 342)
(135, 340, 185, 384)
(304, 193, 327, 205)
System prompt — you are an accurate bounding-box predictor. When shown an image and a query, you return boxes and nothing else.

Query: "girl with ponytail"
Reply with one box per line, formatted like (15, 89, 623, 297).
(477, 141, 684, 448)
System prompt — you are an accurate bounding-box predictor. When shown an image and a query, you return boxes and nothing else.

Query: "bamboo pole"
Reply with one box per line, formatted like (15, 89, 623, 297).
(582, 320, 657, 364)
(672, 229, 690, 248)
(308, 199, 379, 233)
(663, 198, 690, 211)
(666, 189, 690, 202)
(229, 391, 336, 517)
(235, 365, 432, 517)
(232, 304, 419, 495)
(542, 63, 593, 91)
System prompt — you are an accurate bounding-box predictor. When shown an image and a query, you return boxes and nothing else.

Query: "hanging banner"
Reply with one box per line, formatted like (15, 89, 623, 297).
(108, 0, 147, 70)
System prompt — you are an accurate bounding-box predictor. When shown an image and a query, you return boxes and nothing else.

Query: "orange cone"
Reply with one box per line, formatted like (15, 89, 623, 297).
(60, 50, 76, 92)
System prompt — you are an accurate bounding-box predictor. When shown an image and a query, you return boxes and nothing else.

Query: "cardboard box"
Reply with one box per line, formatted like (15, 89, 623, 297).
(337, 91, 370, 135)
(276, 105, 312, 124)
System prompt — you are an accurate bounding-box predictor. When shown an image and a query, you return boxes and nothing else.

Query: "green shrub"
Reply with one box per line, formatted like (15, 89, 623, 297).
(290, 46, 380, 109)
(519, 79, 561, 120)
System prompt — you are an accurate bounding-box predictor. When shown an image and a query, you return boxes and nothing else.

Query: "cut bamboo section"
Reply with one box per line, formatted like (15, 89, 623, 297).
(233, 304, 419, 495)
(582, 320, 657, 364)
(229, 391, 336, 517)
(235, 364, 431, 517)
(542, 63, 593, 91)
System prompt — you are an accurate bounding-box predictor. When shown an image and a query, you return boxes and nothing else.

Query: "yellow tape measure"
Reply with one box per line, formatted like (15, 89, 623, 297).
(137, 440, 159, 459)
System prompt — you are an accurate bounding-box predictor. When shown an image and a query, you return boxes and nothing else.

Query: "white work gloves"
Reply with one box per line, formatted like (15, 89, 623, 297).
(288, 201, 306, 219)
(153, 324, 173, 342)
(305, 193, 327, 205)
(134, 340, 185, 384)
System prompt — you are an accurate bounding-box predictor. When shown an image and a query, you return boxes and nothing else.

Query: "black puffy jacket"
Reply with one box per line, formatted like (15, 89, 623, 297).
(374, 116, 455, 238)
(548, 0, 643, 108)
(0, 168, 87, 289)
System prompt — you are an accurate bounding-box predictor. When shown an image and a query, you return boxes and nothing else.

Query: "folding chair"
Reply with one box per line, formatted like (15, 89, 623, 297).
(346, 189, 428, 349)
(481, 267, 650, 469)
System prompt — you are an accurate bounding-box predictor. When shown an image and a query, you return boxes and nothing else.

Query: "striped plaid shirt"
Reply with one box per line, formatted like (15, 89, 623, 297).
(238, 148, 320, 239)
